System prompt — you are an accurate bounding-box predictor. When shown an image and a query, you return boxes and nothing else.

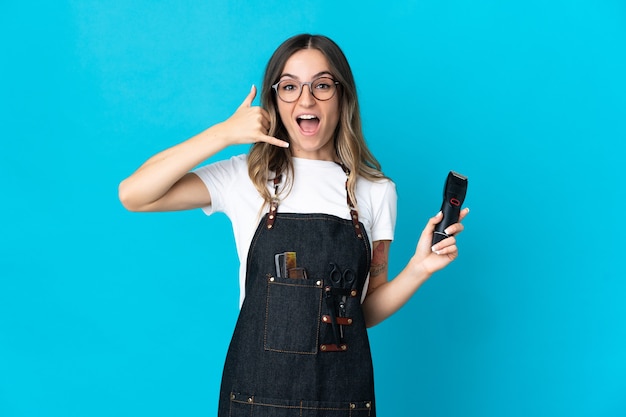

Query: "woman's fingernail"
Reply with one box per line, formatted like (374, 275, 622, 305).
(435, 211, 442, 217)
(431, 246, 440, 255)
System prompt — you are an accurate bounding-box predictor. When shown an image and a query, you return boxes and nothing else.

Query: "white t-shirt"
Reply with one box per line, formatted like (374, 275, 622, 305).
(194, 154, 397, 307)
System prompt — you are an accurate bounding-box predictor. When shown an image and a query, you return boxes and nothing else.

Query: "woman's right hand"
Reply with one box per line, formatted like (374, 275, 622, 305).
(119, 85, 288, 212)
(217, 85, 289, 148)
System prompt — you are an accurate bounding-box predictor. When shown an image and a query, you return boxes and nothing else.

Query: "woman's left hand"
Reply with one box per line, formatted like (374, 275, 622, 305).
(411, 208, 469, 276)
(362, 208, 470, 327)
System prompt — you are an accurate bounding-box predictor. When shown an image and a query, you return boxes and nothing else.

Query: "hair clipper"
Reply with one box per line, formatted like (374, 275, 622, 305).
(432, 171, 468, 246)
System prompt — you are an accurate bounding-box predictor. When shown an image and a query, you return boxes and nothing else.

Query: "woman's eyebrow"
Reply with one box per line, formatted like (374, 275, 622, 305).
(279, 71, 334, 80)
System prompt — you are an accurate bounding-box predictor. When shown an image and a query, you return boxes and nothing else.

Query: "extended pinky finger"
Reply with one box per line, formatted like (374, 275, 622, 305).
(262, 135, 290, 148)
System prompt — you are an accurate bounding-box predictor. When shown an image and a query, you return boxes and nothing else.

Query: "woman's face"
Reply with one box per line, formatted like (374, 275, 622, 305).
(276, 49, 340, 161)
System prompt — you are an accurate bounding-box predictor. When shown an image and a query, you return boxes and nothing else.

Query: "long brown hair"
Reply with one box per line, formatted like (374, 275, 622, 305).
(248, 34, 386, 208)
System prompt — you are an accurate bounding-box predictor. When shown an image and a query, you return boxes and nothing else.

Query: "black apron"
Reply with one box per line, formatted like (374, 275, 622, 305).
(218, 172, 375, 416)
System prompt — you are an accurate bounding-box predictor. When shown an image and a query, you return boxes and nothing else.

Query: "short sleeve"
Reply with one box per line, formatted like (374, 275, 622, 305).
(369, 180, 397, 243)
(192, 154, 248, 216)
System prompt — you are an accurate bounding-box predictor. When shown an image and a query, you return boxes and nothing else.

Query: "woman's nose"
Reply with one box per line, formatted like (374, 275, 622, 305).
(298, 84, 315, 106)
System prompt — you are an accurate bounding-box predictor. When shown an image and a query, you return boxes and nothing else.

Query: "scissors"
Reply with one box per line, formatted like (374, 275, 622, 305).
(328, 263, 356, 290)
(328, 263, 356, 341)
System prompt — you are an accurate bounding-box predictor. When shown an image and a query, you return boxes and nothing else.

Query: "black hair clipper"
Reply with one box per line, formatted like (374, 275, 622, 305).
(432, 171, 468, 245)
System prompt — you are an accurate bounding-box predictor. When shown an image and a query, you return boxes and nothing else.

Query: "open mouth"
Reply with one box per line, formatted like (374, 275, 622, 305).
(296, 115, 320, 134)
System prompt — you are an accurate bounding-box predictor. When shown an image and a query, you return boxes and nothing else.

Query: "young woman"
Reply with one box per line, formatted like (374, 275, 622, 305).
(119, 34, 468, 417)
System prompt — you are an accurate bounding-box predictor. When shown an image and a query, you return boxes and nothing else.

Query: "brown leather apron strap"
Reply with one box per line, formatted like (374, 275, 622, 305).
(335, 162, 363, 240)
(265, 163, 363, 239)
(266, 174, 282, 230)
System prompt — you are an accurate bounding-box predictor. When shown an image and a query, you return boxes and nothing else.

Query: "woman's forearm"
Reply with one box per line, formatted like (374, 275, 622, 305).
(362, 259, 431, 328)
(118, 124, 228, 211)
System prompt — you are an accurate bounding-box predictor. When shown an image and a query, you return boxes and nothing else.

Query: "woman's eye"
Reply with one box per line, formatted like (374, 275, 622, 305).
(314, 78, 334, 90)
(281, 83, 298, 91)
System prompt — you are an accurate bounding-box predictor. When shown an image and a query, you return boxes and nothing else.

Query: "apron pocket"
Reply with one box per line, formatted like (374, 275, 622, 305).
(264, 275, 323, 354)
(229, 392, 373, 417)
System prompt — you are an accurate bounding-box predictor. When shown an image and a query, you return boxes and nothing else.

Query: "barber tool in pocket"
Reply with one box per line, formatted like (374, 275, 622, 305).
(322, 262, 357, 351)
(274, 251, 307, 279)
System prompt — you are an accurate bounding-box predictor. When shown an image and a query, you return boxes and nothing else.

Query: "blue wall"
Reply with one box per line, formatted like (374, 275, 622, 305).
(1, 1, 624, 416)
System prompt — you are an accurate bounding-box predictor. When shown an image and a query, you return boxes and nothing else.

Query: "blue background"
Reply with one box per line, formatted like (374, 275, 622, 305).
(1, 1, 625, 416)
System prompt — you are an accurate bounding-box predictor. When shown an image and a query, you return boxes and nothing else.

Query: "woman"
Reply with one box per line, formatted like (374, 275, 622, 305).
(119, 34, 468, 417)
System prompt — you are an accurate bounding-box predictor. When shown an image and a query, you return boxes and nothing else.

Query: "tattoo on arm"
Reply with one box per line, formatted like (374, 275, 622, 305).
(370, 242, 388, 277)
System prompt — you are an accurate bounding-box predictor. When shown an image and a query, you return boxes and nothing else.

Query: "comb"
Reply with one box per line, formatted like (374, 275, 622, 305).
(285, 251, 297, 271)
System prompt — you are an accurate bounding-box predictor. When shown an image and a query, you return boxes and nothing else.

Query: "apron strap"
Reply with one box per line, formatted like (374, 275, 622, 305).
(336, 163, 364, 240)
(265, 174, 281, 230)
(265, 164, 364, 240)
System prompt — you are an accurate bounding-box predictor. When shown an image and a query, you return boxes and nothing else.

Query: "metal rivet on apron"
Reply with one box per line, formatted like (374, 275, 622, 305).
(247, 397, 253, 403)
(269, 277, 275, 282)
(230, 394, 235, 400)
(316, 280, 322, 286)
(269, 214, 274, 219)
(365, 402, 371, 408)
(267, 224, 273, 229)
(350, 403, 356, 409)
(357, 233, 362, 238)
(341, 344, 347, 351)
(347, 318, 353, 324)
(320, 345, 327, 351)
(350, 289, 357, 297)
(322, 316, 329, 323)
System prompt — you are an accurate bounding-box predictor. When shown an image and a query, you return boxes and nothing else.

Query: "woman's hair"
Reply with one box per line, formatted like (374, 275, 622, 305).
(247, 34, 386, 208)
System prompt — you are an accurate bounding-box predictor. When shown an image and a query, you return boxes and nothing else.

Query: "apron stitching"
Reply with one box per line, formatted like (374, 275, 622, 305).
(263, 277, 323, 355)
(232, 398, 372, 411)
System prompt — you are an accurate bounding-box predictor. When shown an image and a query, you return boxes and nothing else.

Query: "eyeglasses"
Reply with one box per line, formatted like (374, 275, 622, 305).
(272, 77, 340, 103)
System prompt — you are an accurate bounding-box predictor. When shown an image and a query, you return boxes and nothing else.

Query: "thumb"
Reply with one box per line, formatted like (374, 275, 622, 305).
(239, 84, 257, 108)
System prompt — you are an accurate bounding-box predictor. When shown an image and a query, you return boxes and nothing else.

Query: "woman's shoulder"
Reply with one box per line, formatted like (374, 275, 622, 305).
(194, 153, 248, 176)
(357, 175, 396, 193)
(217, 153, 248, 169)
(355, 175, 397, 212)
